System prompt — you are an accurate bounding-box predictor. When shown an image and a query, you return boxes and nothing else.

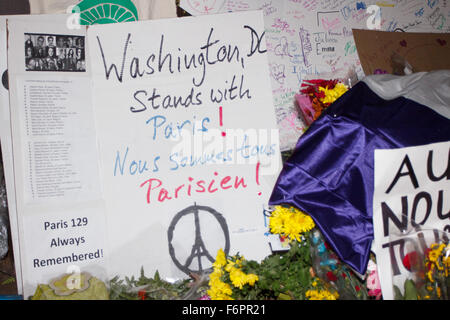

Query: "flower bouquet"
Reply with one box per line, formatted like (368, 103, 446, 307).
(309, 229, 369, 300)
(295, 79, 348, 127)
(392, 229, 449, 300)
(205, 205, 370, 300)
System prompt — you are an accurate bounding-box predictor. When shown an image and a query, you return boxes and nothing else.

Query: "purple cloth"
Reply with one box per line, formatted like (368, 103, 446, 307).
(269, 81, 450, 275)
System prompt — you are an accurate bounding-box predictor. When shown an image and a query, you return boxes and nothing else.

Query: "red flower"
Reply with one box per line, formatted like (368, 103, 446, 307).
(402, 251, 418, 271)
(403, 250, 429, 271)
(355, 286, 360, 292)
(341, 272, 347, 279)
(315, 90, 326, 100)
(326, 271, 337, 282)
(138, 290, 146, 300)
(424, 248, 431, 259)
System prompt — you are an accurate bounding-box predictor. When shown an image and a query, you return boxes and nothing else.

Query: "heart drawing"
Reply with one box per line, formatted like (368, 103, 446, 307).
(436, 38, 447, 46)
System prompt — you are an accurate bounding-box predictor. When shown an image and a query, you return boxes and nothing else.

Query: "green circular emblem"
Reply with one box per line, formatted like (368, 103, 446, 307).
(74, 0, 139, 25)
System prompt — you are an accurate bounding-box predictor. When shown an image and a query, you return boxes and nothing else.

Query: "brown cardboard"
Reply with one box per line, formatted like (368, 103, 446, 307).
(352, 29, 450, 76)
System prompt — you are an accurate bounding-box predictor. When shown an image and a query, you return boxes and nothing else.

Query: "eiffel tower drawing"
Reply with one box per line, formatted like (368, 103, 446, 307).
(168, 203, 230, 275)
(183, 205, 215, 271)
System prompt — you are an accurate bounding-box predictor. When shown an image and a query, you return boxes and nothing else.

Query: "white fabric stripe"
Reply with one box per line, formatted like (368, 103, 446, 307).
(362, 70, 450, 120)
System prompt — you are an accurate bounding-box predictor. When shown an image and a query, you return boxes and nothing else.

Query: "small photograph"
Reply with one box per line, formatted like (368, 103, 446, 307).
(25, 33, 86, 72)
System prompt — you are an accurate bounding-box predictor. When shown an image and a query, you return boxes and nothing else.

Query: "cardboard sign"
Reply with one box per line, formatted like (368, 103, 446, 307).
(353, 29, 450, 76)
(372, 141, 449, 300)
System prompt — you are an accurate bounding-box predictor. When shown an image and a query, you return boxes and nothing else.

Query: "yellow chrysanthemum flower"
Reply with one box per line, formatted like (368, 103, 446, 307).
(209, 267, 223, 280)
(306, 289, 339, 300)
(213, 248, 227, 269)
(228, 267, 259, 289)
(225, 260, 236, 273)
(246, 273, 259, 286)
(269, 206, 315, 242)
(427, 270, 434, 283)
(207, 283, 234, 300)
(269, 211, 286, 235)
(428, 248, 441, 262)
(229, 268, 248, 289)
(208, 248, 259, 299)
(207, 276, 233, 300)
(318, 83, 348, 105)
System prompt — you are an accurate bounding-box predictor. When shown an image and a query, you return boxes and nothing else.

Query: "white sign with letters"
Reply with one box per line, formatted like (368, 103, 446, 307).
(372, 141, 449, 300)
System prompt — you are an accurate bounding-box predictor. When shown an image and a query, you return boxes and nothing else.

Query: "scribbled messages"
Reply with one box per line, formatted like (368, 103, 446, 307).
(180, 0, 450, 151)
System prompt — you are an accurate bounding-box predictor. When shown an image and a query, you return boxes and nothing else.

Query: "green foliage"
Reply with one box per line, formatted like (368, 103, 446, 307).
(228, 231, 323, 300)
(1, 276, 15, 286)
(108, 267, 194, 300)
(393, 279, 419, 300)
(107, 229, 368, 300)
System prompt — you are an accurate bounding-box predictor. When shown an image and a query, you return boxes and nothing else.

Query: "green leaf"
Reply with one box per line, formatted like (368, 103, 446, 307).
(278, 292, 292, 300)
(153, 270, 161, 282)
(1, 277, 15, 285)
(403, 279, 418, 300)
(273, 281, 281, 293)
(298, 267, 310, 287)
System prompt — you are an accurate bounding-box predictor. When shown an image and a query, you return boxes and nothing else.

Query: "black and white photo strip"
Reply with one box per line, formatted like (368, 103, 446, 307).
(25, 33, 86, 72)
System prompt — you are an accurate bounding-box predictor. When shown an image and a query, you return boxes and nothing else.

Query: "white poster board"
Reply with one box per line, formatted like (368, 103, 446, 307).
(372, 141, 450, 300)
(7, 17, 109, 297)
(88, 10, 281, 282)
(0, 13, 74, 295)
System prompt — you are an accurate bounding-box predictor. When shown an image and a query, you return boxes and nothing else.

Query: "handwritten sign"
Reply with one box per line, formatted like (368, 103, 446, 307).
(88, 11, 281, 281)
(372, 141, 450, 300)
(180, 0, 450, 151)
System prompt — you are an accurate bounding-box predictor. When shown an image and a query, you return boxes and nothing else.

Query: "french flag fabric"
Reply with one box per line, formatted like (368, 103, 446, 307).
(269, 70, 450, 275)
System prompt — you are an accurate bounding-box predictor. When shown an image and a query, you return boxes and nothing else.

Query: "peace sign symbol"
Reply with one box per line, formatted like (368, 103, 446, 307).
(167, 203, 230, 275)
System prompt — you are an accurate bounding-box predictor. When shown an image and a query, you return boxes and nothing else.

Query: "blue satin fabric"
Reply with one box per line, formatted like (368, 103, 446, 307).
(269, 81, 450, 275)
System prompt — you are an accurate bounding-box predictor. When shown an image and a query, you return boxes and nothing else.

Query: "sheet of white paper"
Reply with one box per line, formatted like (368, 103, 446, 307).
(0, 16, 21, 294)
(372, 141, 450, 300)
(179, 0, 450, 151)
(0, 13, 76, 296)
(87, 10, 281, 281)
(7, 17, 108, 297)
